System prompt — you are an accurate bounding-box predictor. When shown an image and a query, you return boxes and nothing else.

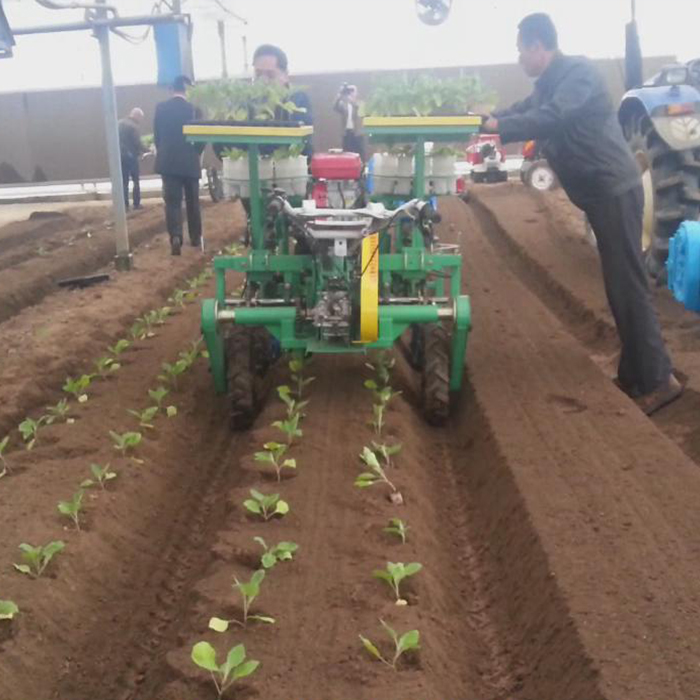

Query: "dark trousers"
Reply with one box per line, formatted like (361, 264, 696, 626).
(121, 154, 140, 209)
(584, 185, 672, 395)
(342, 130, 365, 162)
(162, 175, 202, 244)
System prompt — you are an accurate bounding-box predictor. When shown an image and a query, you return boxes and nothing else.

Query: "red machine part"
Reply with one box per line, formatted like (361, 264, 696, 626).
(311, 151, 363, 181)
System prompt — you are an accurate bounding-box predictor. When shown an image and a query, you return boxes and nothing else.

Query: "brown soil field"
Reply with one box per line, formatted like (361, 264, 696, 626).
(1, 188, 700, 700)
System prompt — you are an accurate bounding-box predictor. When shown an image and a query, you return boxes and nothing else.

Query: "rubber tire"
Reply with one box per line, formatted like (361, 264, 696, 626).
(527, 160, 558, 191)
(422, 323, 451, 426)
(207, 168, 224, 203)
(471, 172, 486, 184)
(226, 327, 258, 430)
(626, 113, 700, 274)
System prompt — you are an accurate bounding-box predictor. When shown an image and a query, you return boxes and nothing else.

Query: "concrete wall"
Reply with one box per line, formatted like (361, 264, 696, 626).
(0, 56, 673, 184)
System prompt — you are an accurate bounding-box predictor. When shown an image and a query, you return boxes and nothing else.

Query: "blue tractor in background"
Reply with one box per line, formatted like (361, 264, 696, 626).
(619, 60, 700, 277)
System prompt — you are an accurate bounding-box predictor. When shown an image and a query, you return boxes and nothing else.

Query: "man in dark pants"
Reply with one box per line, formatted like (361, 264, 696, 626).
(484, 13, 682, 415)
(334, 84, 365, 161)
(118, 107, 145, 210)
(154, 75, 205, 255)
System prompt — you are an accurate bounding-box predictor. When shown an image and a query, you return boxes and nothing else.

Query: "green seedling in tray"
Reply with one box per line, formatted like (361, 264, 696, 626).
(127, 406, 159, 430)
(0, 600, 19, 621)
(243, 489, 289, 521)
(13, 540, 65, 578)
(384, 518, 409, 544)
(191, 641, 259, 699)
(360, 620, 420, 670)
(254, 537, 299, 569)
(81, 463, 117, 490)
(254, 442, 297, 482)
(373, 562, 422, 605)
(58, 491, 84, 530)
(209, 570, 275, 630)
(356, 447, 396, 492)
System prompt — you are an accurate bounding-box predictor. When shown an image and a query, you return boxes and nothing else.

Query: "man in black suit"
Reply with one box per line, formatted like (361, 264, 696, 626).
(154, 75, 205, 255)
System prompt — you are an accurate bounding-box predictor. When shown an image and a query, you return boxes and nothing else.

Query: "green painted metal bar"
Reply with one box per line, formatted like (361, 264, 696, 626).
(365, 126, 479, 138)
(248, 144, 263, 250)
(216, 268, 226, 303)
(413, 137, 426, 200)
(201, 299, 227, 394)
(185, 134, 309, 145)
(450, 295, 472, 391)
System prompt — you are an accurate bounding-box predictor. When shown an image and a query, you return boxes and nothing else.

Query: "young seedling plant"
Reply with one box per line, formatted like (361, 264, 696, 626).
(158, 359, 188, 390)
(0, 600, 19, 621)
(372, 441, 402, 469)
(209, 570, 275, 630)
(373, 562, 422, 605)
(110, 430, 143, 463)
(289, 357, 315, 399)
(365, 380, 401, 408)
(372, 403, 386, 437)
(58, 491, 85, 530)
(254, 537, 299, 569)
(272, 412, 302, 446)
(243, 489, 289, 521)
(366, 352, 395, 387)
(356, 446, 397, 493)
(94, 355, 120, 379)
(191, 641, 259, 699)
(63, 374, 92, 403)
(127, 406, 160, 430)
(81, 463, 117, 490)
(0, 435, 10, 478)
(277, 385, 308, 420)
(360, 620, 420, 671)
(18, 416, 45, 451)
(148, 387, 178, 417)
(108, 339, 131, 357)
(45, 399, 74, 426)
(384, 518, 409, 544)
(254, 442, 297, 482)
(14, 540, 65, 578)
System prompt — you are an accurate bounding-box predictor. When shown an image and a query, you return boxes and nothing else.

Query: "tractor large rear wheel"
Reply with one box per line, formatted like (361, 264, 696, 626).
(422, 323, 451, 426)
(626, 114, 700, 276)
(226, 327, 267, 430)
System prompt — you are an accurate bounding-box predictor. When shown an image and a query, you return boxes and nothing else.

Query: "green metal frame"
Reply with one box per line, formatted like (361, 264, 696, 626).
(188, 121, 477, 396)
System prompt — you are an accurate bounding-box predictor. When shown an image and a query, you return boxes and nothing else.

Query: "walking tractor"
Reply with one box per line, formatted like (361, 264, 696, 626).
(184, 116, 480, 428)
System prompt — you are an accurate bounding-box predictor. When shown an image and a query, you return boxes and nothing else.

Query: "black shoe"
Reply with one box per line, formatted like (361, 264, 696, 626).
(190, 237, 202, 248)
(171, 237, 182, 256)
(133, 204, 143, 210)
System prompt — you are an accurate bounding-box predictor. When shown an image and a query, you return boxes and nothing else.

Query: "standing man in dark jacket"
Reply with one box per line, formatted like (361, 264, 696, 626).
(118, 107, 145, 211)
(334, 84, 365, 161)
(154, 75, 205, 255)
(484, 13, 681, 415)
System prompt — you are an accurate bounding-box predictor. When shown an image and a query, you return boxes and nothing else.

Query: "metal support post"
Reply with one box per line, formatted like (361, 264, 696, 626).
(95, 0, 131, 270)
(217, 20, 228, 78)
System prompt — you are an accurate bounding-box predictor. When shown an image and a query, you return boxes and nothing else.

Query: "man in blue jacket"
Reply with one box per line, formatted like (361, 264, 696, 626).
(484, 13, 682, 415)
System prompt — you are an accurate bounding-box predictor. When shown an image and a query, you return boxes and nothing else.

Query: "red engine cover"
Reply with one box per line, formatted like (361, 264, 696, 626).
(311, 151, 362, 180)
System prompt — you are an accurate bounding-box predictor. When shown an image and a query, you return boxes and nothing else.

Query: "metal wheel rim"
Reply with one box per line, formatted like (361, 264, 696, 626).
(530, 166, 555, 191)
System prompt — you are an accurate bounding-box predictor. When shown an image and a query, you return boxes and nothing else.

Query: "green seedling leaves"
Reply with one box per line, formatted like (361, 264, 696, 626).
(58, 491, 84, 530)
(254, 442, 297, 482)
(372, 441, 402, 469)
(94, 355, 120, 379)
(289, 357, 315, 399)
(18, 416, 45, 451)
(360, 620, 420, 670)
(191, 641, 259, 697)
(109, 431, 143, 461)
(158, 359, 188, 390)
(108, 339, 131, 357)
(149, 388, 177, 417)
(0, 435, 10, 478)
(254, 537, 299, 569)
(14, 540, 65, 578)
(356, 447, 396, 492)
(372, 403, 385, 437)
(365, 380, 401, 407)
(272, 413, 302, 446)
(366, 352, 395, 386)
(81, 463, 117, 490)
(0, 600, 19, 620)
(384, 518, 409, 544)
(243, 489, 289, 521)
(127, 406, 159, 430)
(63, 374, 92, 403)
(373, 562, 422, 604)
(45, 399, 73, 426)
(277, 385, 308, 420)
(210, 570, 274, 630)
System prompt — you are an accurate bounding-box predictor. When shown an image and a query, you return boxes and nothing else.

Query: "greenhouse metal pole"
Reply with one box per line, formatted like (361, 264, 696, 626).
(95, 0, 131, 270)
